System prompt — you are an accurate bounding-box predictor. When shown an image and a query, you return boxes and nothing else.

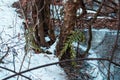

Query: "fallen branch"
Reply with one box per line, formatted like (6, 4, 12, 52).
(0, 66, 31, 80)
(2, 58, 120, 80)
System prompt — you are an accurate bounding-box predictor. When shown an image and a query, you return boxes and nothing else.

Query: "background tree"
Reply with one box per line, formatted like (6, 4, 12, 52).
(20, 0, 56, 53)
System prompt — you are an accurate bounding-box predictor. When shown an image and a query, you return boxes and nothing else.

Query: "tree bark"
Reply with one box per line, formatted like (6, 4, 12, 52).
(56, 0, 80, 63)
(35, 0, 55, 47)
(23, 0, 56, 53)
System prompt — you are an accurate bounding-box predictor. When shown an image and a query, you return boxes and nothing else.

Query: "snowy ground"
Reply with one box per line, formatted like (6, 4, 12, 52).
(0, 0, 67, 80)
(1, 0, 117, 80)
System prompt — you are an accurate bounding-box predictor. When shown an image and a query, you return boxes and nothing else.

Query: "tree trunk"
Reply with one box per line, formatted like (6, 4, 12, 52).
(44, 0, 56, 45)
(35, 0, 55, 47)
(23, 0, 56, 53)
(56, 0, 80, 65)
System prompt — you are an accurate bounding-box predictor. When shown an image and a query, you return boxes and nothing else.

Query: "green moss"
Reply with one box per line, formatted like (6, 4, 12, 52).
(24, 27, 42, 53)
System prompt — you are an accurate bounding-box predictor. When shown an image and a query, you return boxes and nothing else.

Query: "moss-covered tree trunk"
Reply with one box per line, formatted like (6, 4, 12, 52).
(23, 0, 55, 53)
(23, 0, 42, 53)
(56, 0, 80, 65)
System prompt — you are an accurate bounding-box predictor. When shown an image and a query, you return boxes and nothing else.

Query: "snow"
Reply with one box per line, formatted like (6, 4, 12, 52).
(73, 28, 119, 80)
(87, 10, 96, 13)
(84, 28, 118, 36)
(0, 0, 66, 80)
(46, 38, 59, 54)
(73, 42, 103, 80)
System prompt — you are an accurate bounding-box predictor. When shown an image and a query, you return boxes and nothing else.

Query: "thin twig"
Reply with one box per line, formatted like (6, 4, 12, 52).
(0, 46, 9, 63)
(84, 0, 104, 57)
(17, 51, 27, 80)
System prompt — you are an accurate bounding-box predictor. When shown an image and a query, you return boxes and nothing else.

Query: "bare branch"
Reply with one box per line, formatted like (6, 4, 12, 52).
(0, 66, 31, 80)
(2, 58, 120, 80)
(84, 0, 104, 57)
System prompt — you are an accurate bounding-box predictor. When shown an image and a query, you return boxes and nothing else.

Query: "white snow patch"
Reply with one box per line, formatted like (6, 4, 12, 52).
(46, 38, 59, 54)
(45, 36, 50, 42)
(73, 42, 103, 80)
(97, 16, 112, 19)
(87, 10, 96, 13)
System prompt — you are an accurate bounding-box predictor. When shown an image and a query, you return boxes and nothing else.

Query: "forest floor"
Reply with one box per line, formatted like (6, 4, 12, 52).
(9, 0, 118, 79)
